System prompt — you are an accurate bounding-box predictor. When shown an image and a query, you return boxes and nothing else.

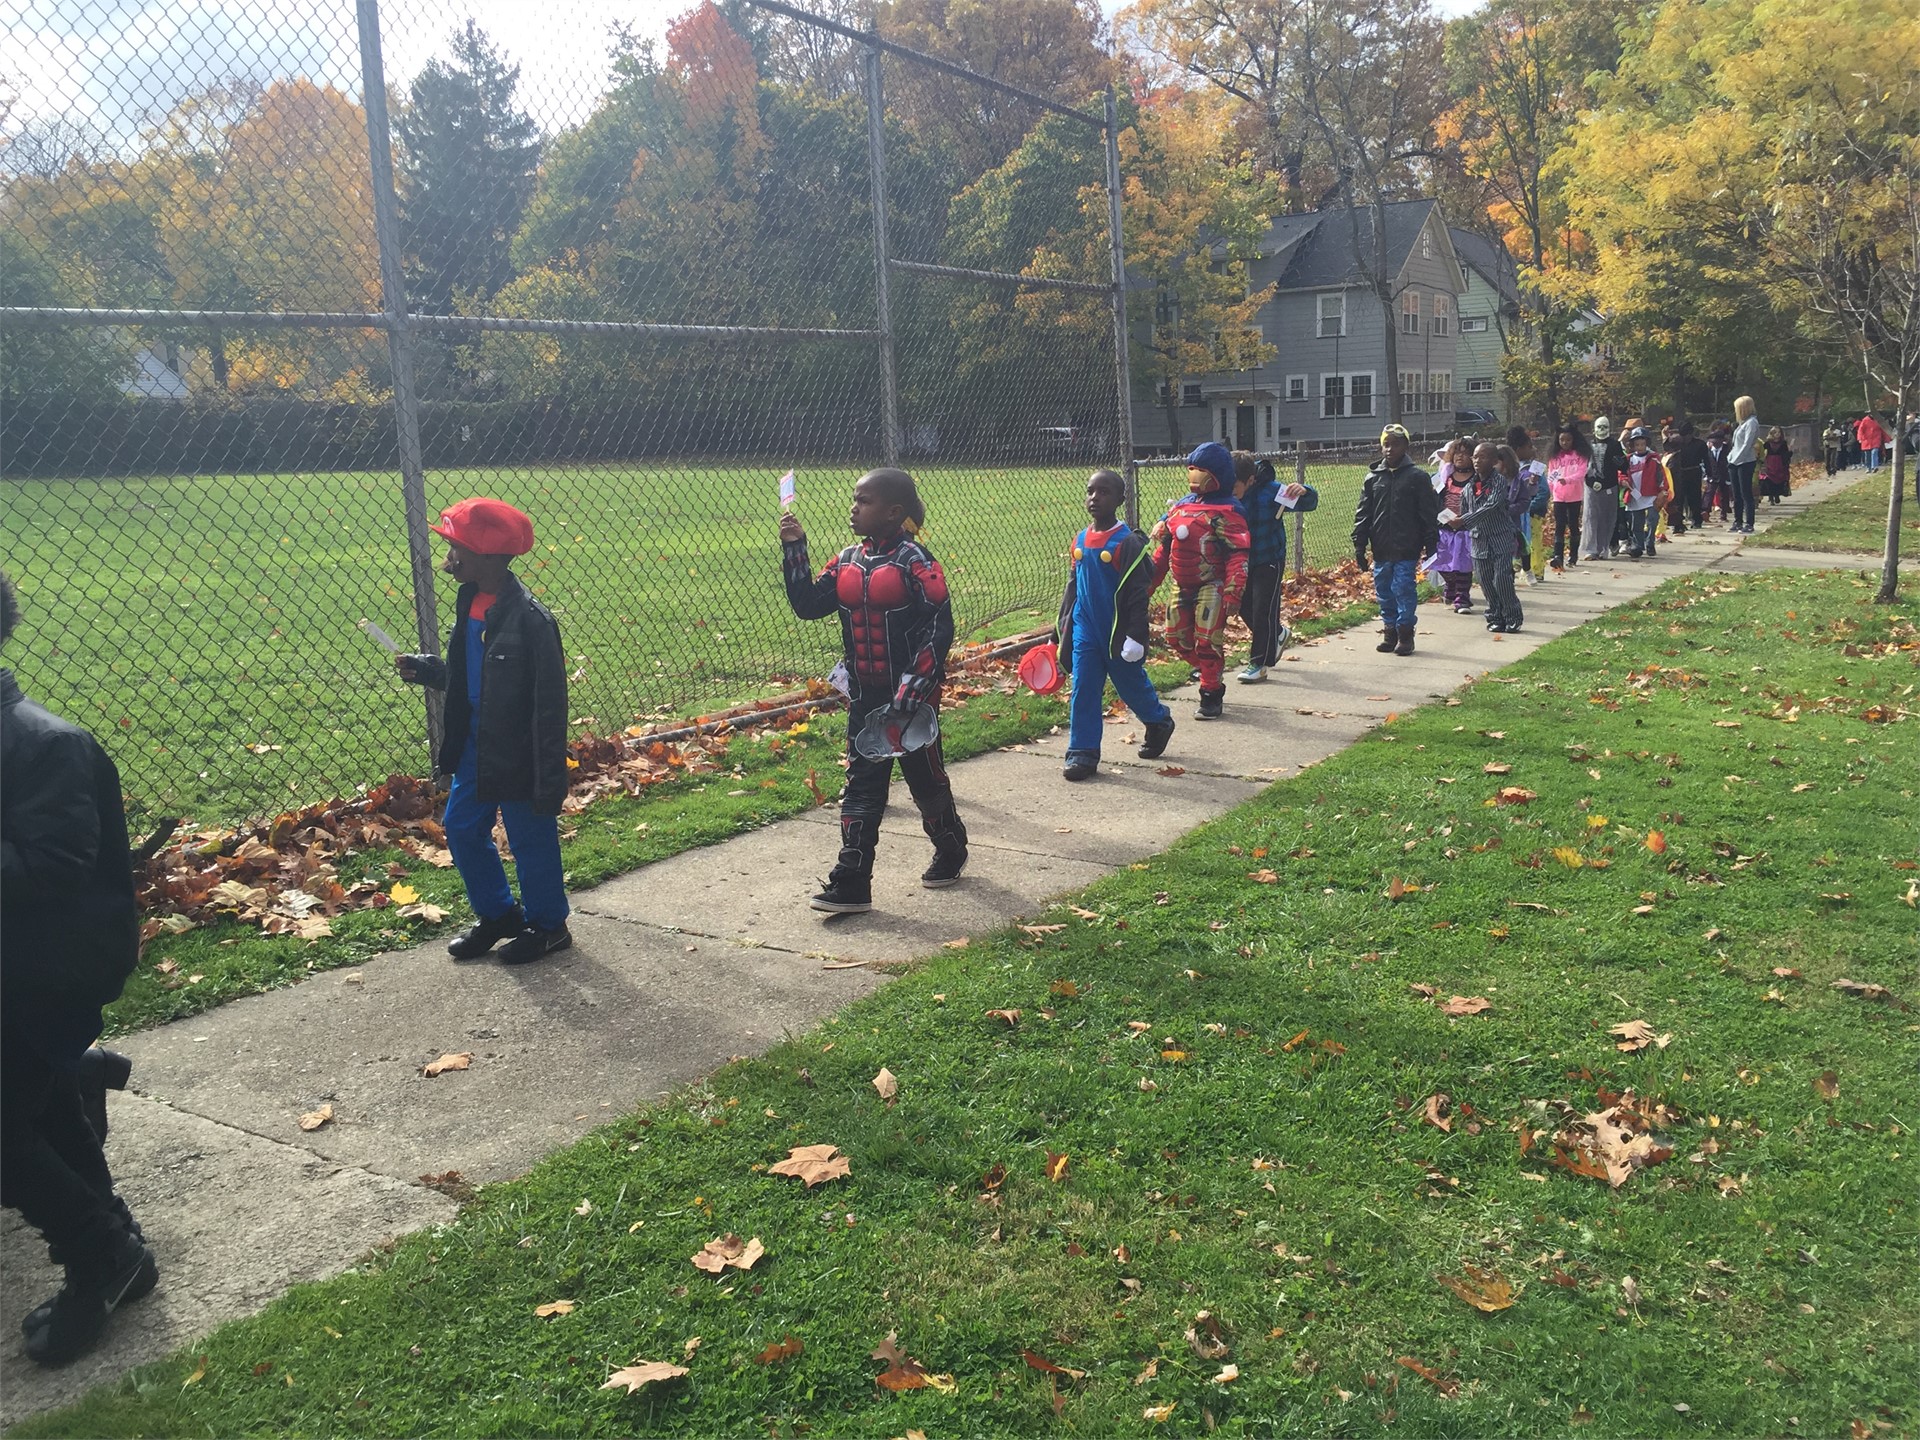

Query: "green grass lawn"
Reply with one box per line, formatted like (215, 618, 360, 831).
(1762, 469, 1919, 558)
(1, 462, 1369, 826)
(27, 566, 1916, 1439)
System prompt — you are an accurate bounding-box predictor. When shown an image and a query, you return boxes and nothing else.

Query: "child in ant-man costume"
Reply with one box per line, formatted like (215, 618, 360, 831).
(1056, 469, 1175, 781)
(1149, 442, 1250, 720)
(781, 468, 967, 915)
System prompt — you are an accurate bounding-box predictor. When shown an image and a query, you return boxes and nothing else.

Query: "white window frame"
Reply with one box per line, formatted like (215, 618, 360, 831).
(1401, 290, 1422, 335)
(1466, 377, 1496, 394)
(1182, 382, 1202, 407)
(1219, 407, 1230, 440)
(1321, 370, 1375, 419)
(1426, 370, 1452, 414)
(1262, 404, 1273, 440)
(1421, 229, 1434, 260)
(1459, 314, 1490, 334)
(1285, 374, 1308, 401)
(1316, 292, 1347, 338)
(1432, 294, 1452, 336)
(1399, 370, 1424, 415)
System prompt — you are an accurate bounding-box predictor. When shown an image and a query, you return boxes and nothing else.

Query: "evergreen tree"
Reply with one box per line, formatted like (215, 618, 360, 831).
(395, 22, 540, 315)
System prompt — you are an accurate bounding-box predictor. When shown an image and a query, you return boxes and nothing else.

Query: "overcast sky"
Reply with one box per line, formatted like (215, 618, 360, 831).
(8, 0, 1483, 146)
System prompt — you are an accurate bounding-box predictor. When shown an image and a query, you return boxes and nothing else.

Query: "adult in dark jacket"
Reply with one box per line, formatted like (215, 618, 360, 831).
(0, 571, 158, 1366)
(398, 499, 572, 964)
(1353, 424, 1439, 657)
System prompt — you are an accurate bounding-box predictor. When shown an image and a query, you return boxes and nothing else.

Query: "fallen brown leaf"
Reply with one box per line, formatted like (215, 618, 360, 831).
(534, 1299, 576, 1318)
(1494, 786, 1537, 806)
(690, 1234, 765, 1274)
(871, 1067, 898, 1101)
(767, 1143, 850, 1188)
(1185, 1310, 1230, 1361)
(1422, 1093, 1453, 1133)
(755, 1335, 803, 1365)
(1832, 978, 1897, 1003)
(1248, 868, 1279, 884)
(1440, 995, 1491, 1017)
(297, 1103, 333, 1132)
(1143, 1402, 1177, 1422)
(1043, 1150, 1070, 1183)
(1023, 1349, 1088, 1381)
(420, 1052, 473, 1077)
(872, 1331, 932, 1391)
(1609, 1019, 1673, 1053)
(985, 1008, 1022, 1026)
(1436, 1264, 1515, 1312)
(601, 1360, 688, 1394)
(1157, 765, 1187, 777)
(1814, 1070, 1839, 1101)
(1398, 1355, 1460, 1397)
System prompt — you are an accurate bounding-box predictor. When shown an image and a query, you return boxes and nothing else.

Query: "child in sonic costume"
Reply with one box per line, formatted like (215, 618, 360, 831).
(1149, 441, 1251, 720)
(1056, 469, 1175, 781)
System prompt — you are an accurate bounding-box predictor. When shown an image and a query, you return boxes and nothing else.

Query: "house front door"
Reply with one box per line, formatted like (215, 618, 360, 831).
(1235, 404, 1256, 451)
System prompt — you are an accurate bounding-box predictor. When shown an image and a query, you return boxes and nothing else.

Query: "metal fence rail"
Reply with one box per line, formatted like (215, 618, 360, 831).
(1, 0, 1136, 824)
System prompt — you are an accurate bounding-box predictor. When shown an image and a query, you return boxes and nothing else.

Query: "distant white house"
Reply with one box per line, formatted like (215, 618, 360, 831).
(1132, 199, 1469, 455)
(118, 339, 191, 400)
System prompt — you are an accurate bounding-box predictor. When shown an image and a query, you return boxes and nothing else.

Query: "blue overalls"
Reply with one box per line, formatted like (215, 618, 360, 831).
(1066, 524, 1172, 761)
(442, 595, 570, 931)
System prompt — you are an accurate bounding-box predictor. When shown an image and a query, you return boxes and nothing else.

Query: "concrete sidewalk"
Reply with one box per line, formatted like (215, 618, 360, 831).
(0, 469, 1870, 1426)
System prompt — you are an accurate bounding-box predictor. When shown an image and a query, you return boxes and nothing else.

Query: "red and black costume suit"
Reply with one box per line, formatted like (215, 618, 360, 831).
(1149, 495, 1250, 695)
(783, 530, 967, 885)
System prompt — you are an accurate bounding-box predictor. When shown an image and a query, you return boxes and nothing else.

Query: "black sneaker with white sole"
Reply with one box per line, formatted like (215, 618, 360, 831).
(809, 875, 873, 913)
(922, 848, 968, 888)
(24, 1233, 157, 1367)
(498, 923, 572, 965)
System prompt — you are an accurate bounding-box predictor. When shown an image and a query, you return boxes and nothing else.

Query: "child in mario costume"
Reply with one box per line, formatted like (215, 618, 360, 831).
(1149, 441, 1250, 720)
(395, 498, 572, 965)
(1056, 468, 1175, 781)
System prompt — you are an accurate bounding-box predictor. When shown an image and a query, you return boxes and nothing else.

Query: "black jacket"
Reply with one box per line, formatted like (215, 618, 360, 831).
(0, 670, 139, 1053)
(1056, 525, 1155, 670)
(407, 574, 570, 815)
(1352, 458, 1440, 564)
(1589, 436, 1627, 491)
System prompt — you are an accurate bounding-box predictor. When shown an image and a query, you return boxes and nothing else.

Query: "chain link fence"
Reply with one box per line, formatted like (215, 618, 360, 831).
(2, 0, 1133, 826)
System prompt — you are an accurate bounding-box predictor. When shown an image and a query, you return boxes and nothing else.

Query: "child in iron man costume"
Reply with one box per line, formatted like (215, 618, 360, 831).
(1149, 441, 1250, 720)
(780, 468, 967, 915)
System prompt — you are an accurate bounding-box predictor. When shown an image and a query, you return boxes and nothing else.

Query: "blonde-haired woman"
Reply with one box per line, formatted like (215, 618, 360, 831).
(1727, 396, 1759, 533)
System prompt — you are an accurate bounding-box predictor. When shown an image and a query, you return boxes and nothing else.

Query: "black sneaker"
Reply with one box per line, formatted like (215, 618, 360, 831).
(24, 1234, 157, 1368)
(498, 923, 572, 965)
(1137, 718, 1175, 759)
(26, 1206, 152, 1337)
(447, 906, 524, 960)
(810, 876, 873, 913)
(1061, 752, 1099, 782)
(922, 849, 967, 888)
(1196, 689, 1224, 720)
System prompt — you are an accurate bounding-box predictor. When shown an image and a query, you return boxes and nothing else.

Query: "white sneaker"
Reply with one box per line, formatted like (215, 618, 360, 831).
(1274, 622, 1292, 658)
(1238, 663, 1268, 683)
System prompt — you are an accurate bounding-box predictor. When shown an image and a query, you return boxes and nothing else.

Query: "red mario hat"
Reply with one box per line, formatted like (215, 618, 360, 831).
(430, 497, 535, 556)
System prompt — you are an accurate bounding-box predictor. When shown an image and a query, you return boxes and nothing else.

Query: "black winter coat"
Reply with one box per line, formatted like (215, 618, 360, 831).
(0, 670, 138, 1056)
(1352, 458, 1440, 564)
(1589, 436, 1627, 491)
(408, 574, 570, 815)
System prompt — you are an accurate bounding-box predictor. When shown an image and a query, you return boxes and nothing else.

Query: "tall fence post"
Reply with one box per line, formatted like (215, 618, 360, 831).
(1103, 90, 1138, 527)
(1292, 443, 1309, 577)
(863, 42, 902, 466)
(356, 0, 444, 764)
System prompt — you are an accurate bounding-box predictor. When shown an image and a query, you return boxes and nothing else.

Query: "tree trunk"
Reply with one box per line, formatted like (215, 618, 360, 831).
(1877, 386, 1906, 603)
(1163, 391, 1185, 454)
(208, 326, 230, 393)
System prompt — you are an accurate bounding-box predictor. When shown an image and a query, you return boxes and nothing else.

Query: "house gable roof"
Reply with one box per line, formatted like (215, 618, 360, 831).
(1262, 199, 1453, 292)
(1448, 226, 1522, 306)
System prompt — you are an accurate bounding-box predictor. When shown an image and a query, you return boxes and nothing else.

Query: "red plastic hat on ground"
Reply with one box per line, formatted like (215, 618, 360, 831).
(1018, 642, 1064, 695)
(430, 498, 535, 556)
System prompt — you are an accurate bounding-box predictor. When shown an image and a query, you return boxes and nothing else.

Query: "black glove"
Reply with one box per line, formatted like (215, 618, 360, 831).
(1354, 548, 1369, 569)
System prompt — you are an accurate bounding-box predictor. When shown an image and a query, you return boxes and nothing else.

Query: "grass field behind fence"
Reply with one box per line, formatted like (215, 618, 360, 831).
(1, 461, 1370, 825)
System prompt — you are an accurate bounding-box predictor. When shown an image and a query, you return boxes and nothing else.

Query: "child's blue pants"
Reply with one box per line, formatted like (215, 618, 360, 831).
(444, 733, 570, 931)
(1372, 559, 1419, 629)
(1067, 642, 1170, 756)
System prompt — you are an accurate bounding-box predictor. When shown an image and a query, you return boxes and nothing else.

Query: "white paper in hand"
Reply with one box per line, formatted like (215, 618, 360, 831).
(778, 470, 797, 511)
(1277, 489, 1300, 512)
(358, 618, 401, 653)
(1437, 507, 1459, 525)
(827, 659, 853, 698)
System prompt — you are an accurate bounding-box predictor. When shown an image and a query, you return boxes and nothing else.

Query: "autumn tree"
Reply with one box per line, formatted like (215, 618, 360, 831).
(396, 22, 540, 315)
(1438, 0, 1629, 430)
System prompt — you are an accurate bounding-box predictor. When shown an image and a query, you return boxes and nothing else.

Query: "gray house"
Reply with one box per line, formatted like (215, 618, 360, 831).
(1132, 199, 1468, 455)
(1448, 227, 1523, 427)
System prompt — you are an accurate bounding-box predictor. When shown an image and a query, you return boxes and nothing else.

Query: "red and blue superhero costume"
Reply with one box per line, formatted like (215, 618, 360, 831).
(783, 530, 966, 886)
(1149, 491, 1250, 696)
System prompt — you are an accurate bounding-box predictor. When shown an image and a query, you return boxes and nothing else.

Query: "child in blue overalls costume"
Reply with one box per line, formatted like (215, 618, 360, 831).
(1056, 470, 1175, 781)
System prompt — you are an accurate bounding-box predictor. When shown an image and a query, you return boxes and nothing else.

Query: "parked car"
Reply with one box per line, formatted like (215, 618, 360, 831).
(1453, 408, 1499, 432)
(1038, 425, 1094, 459)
